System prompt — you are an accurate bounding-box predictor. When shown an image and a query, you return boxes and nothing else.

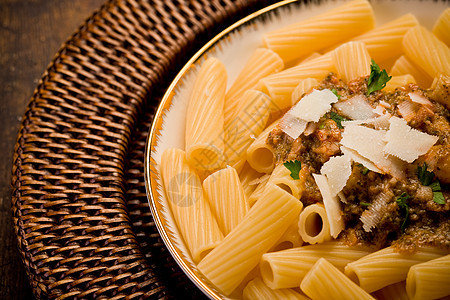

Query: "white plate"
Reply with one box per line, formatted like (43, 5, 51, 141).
(144, 0, 447, 298)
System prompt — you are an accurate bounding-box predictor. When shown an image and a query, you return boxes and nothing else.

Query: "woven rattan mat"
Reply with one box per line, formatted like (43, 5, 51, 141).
(11, 0, 280, 298)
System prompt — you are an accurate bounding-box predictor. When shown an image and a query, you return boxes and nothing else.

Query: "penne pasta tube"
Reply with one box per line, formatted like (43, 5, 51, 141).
(263, 0, 375, 64)
(429, 74, 450, 109)
(260, 242, 371, 289)
(246, 120, 278, 174)
(332, 41, 371, 82)
(224, 90, 272, 172)
(197, 183, 303, 295)
(271, 217, 304, 252)
(291, 78, 319, 106)
(225, 48, 284, 126)
(351, 13, 419, 62)
(259, 53, 335, 110)
(297, 203, 331, 244)
(373, 281, 409, 300)
(185, 57, 227, 171)
(406, 254, 450, 300)
(432, 8, 450, 47)
(390, 55, 433, 88)
(243, 277, 309, 300)
(403, 26, 450, 78)
(203, 166, 249, 236)
(238, 162, 264, 201)
(344, 246, 448, 293)
(384, 74, 416, 93)
(300, 258, 375, 300)
(160, 148, 224, 263)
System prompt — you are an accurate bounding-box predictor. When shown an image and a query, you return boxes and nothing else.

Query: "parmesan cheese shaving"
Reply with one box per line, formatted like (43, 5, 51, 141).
(278, 114, 308, 139)
(320, 155, 352, 196)
(289, 89, 338, 122)
(333, 94, 376, 120)
(397, 100, 419, 122)
(360, 190, 394, 232)
(383, 116, 439, 163)
(340, 146, 383, 173)
(340, 124, 405, 179)
(312, 174, 344, 238)
(341, 114, 391, 130)
(408, 91, 433, 107)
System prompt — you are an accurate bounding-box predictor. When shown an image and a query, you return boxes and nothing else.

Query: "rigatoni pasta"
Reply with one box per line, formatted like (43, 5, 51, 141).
(263, 0, 375, 64)
(260, 242, 371, 289)
(160, 148, 224, 263)
(197, 184, 303, 295)
(243, 277, 308, 300)
(203, 166, 249, 236)
(344, 246, 447, 293)
(300, 258, 375, 300)
(406, 254, 450, 300)
(185, 57, 227, 171)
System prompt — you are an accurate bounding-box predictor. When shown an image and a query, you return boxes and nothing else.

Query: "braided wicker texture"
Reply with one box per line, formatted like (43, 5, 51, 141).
(11, 0, 280, 298)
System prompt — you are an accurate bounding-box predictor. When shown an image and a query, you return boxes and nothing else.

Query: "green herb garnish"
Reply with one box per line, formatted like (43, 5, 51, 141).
(331, 88, 341, 100)
(357, 163, 370, 175)
(283, 160, 302, 180)
(330, 112, 348, 129)
(360, 202, 371, 207)
(367, 59, 392, 95)
(396, 192, 411, 232)
(417, 163, 445, 204)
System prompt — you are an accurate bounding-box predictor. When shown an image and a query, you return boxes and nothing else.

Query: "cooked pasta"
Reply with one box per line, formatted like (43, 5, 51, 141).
(259, 53, 335, 110)
(238, 162, 264, 201)
(406, 254, 450, 300)
(344, 246, 447, 293)
(243, 277, 309, 300)
(263, 0, 375, 64)
(246, 120, 279, 173)
(203, 166, 249, 236)
(160, 148, 224, 262)
(297, 203, 331, 244)
(390, 55, 432, 88)
(402, 26, 450, 78)
(300, 258, 375, 300)
(224, 90, 272, 172)
(291, 78, 319, 105)
(185, 57, 227, 171)
(373, 281, 409, 300)
(332, 41, 371, 83)
(197, 183, 303, 295)
(384, 74, 416, 93)
(260, 242, 371, 289)
(224, 48, 284, 126)
(432, 8, 450, 47)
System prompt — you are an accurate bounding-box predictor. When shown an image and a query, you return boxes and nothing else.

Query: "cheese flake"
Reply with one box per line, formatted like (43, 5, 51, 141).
(340, 124, 405, 179)
(290, 89, 338, 122)
(312, 174, 344, 238)
(334, 94, 376, 120)
(320, 155, 352, 196)
(278, 114, 308, 139)
(383, 116, 439, 163)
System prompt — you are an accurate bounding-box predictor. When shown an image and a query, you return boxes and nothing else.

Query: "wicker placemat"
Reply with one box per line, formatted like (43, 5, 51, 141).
(11, 0, 279, 298)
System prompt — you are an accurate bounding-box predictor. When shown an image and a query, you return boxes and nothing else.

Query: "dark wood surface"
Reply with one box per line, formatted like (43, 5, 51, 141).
(0, 1, 106, 298)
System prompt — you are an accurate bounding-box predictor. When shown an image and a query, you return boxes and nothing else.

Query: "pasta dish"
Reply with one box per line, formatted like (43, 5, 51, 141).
(157, 0, 450, 299)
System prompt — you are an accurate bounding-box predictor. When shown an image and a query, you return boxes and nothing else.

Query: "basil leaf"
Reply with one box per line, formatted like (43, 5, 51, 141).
(367, 59, 392, 95)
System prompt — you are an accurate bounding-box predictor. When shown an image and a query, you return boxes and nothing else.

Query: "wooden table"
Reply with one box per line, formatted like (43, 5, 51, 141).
(0, 1, 106, 298)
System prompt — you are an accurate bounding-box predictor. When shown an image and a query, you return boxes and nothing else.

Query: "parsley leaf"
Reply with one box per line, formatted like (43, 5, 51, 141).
(417, 163, 445, 205)
(360, 202, 371, 207)
(283, 160, 302, 180)
(331, 88, 341, 100)
(330, 112, 348, 129)
(357, 163, 369, 175)
(367, 59, 392, 95)
(396, 192, 411, 232)
(417, 163, 434, 186)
